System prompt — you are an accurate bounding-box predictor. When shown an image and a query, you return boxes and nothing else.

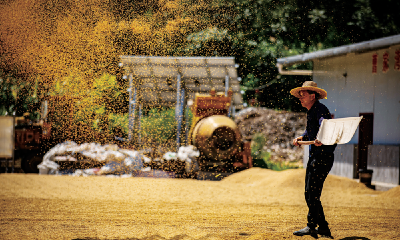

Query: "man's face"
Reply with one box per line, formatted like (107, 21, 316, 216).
(298, 90, 315, 109)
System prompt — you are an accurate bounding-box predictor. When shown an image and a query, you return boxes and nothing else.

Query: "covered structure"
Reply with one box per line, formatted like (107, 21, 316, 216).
(119, 56, 243, 150)
(0, 117, 15, 172)
(277, 35, 400, 187)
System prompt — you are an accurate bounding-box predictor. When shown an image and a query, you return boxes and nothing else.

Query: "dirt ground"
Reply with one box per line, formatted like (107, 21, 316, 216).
(1, 168, 399, 240)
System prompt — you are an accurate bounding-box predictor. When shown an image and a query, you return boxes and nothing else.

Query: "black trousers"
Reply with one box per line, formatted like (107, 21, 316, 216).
(305, 151, 334, 229)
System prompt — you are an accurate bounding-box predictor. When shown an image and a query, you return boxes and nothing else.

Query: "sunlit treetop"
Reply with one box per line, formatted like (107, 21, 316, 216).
(0, 0, 216, 85)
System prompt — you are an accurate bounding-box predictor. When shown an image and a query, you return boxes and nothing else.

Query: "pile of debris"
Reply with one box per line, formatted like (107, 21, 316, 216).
(235, 107, 307, 163)
(37, 141, 145, 175)
(37, 141, 199, 177)
(37, 107, 307, 176)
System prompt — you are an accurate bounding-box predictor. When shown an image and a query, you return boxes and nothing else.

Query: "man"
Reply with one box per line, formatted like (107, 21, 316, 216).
(291, 81, 336, 239)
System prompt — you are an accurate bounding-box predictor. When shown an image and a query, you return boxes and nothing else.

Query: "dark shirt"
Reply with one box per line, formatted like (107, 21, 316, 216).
(302, 100, 337, 154)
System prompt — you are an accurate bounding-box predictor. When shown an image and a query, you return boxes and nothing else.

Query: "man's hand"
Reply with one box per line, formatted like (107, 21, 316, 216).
(293, 136, 303, 147)
(314, 139, 323, 146)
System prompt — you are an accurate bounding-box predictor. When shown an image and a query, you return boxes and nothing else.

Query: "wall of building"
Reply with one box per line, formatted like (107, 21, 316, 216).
(368, 145, 399, 185)
(330, 144, 358, 179)
(313, 44, 400, 145)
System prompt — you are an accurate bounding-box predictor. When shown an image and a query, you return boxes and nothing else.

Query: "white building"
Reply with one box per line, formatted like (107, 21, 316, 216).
(277, 35, 400, 187)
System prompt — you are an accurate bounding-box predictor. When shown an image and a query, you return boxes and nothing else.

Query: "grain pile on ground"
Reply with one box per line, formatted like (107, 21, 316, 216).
(235, 107, 306, 163)
(1, 168, 399, 239)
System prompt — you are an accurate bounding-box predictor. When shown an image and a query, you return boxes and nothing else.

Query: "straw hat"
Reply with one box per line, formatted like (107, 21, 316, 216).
(290, 81, 327, 100)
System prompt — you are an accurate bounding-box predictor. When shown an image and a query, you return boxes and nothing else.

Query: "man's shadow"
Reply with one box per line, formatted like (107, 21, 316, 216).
(339, 237, 371, 240)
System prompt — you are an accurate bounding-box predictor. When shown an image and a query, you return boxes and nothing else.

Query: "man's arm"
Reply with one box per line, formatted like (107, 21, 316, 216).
(293, 130, 308, 146)
(293, 135, 303, 147)
(314, 139, 323, 146)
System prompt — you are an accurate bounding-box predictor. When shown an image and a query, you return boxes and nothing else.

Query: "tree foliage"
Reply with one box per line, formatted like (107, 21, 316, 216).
(48, 73, 125, 138)
(0, 0, 399, 127)
(0, 71, 40, 117)
(0, 0, 216, 85)
(0, 0, 218, 140)
(215, 0, 400, 111)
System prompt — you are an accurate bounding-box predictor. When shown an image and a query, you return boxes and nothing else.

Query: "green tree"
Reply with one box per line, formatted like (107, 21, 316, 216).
(0, 71, 40, 118)
(2, 0, 399, 121)
(184, 0, 400, 111)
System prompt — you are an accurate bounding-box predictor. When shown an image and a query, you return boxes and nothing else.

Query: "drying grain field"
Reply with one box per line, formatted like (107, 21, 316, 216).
(1, 168, 399, 240)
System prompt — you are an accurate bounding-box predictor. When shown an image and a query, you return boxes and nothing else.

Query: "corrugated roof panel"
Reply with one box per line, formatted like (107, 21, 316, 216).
(209, 67, 226, 78)
(206, 57, 235, 66)
(181, 66, 208, 78)
(177, 57, 205, 66)
(152, 65, 178, 77)
(120, 56, 242, 108)
(131, 65, 151, 76)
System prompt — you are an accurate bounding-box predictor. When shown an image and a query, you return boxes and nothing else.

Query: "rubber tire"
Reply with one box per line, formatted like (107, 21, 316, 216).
(21, 155, 42, 173)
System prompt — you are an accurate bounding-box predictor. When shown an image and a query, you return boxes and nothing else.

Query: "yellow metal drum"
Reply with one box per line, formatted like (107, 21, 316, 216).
(192, 115, 241, 162)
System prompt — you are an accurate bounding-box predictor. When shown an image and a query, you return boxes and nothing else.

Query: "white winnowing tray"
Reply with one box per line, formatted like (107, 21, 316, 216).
(316, 116, 363, 145)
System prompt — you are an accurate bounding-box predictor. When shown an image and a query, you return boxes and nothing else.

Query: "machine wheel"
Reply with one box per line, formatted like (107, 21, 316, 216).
(22, 155, 43, 173)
